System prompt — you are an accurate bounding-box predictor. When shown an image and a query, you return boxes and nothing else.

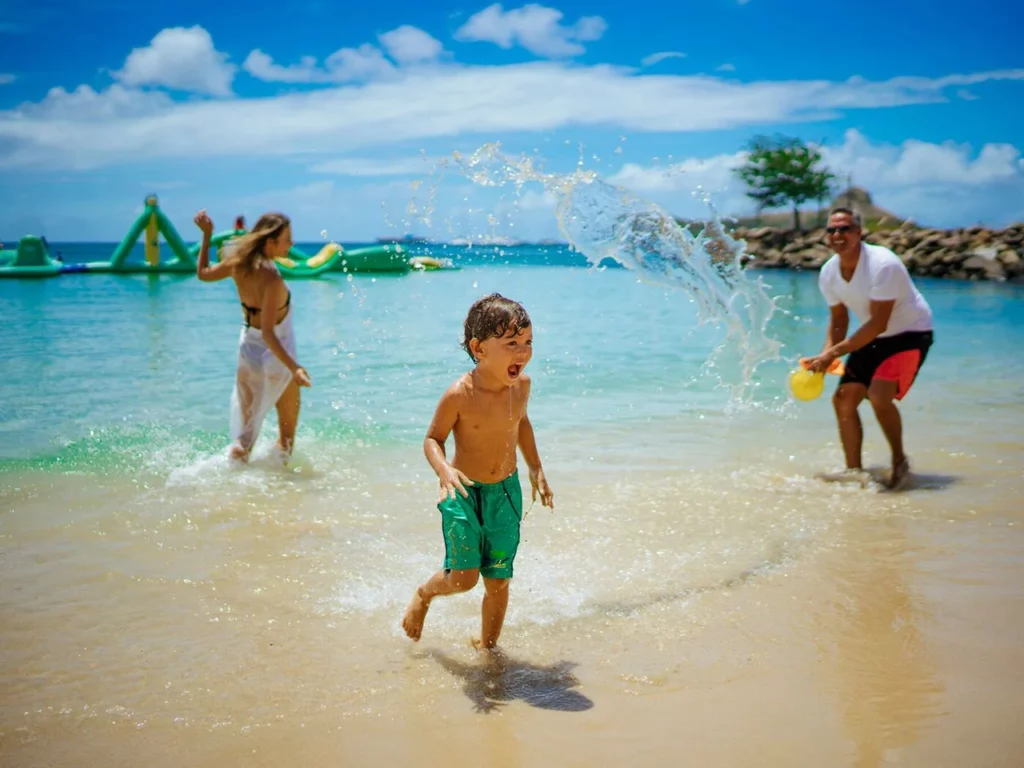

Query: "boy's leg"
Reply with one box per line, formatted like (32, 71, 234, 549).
(477, 577, 510, 650)
(402, 569, 479, 641)
(474, 475, 522, 650)
(403, 489, 485, 641)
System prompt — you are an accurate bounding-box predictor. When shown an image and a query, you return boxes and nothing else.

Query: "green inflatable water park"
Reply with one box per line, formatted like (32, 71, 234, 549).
(0, 235, 64, 278)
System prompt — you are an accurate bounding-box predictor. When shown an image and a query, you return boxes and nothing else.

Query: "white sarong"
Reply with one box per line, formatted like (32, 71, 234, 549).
(229, 312, 296, 454)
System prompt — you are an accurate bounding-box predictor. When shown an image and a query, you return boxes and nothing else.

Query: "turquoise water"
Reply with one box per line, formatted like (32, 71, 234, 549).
(2, 253, 1022, 476)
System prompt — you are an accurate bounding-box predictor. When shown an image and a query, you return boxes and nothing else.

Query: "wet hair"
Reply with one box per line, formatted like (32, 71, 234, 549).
(227, 212, 290, 273)
(462, 293, 531, 362)
(828, 207, 862, 229)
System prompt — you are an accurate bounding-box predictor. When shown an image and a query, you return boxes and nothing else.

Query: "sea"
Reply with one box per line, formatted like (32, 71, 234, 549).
(2, 232, 1023, 766)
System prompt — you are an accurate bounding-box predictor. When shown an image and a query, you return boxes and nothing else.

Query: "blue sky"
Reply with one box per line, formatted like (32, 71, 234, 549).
(1, 0, 1022, 241)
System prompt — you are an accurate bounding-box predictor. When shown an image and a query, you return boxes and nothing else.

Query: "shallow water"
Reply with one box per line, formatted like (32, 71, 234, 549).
(2, 262, 1022, 766)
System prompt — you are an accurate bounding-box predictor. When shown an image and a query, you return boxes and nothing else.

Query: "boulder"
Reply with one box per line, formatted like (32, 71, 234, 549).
(962, 254, 1006, 281)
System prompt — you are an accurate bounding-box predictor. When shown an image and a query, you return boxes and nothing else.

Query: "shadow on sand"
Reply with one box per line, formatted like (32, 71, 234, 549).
(420, 648, 595, 714)
(815, 465, 961, 493)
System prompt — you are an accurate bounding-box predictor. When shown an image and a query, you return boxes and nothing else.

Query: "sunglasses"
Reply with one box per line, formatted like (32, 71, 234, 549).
(826, 225, 854, 234)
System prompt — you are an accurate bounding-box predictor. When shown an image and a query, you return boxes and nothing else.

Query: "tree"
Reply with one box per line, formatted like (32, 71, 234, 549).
(734, 136, 836, 231)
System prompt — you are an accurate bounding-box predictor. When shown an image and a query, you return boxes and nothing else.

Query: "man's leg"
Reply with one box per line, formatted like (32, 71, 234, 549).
(833, 383, 868, 469)
(868, 378, 909, 488)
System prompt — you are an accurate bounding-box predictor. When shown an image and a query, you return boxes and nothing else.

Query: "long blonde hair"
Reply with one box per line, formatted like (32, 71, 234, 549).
(228, 212, 290, 273)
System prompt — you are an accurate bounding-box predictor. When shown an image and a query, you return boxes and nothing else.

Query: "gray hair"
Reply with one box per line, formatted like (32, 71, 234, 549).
(828, 207, 862, 228)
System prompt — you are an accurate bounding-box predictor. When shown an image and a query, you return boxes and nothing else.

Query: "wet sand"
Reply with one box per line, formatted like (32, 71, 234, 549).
(2, 439, 1023, 767)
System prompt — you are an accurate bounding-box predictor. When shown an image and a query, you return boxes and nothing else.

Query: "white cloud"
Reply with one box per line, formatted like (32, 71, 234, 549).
(113, 26, 235, 96)
(716, 63, 736, 72)
(242, 51, 325, 84)
(378, 25, 444, 65)
(243, 44, 395, 84)
(609, 152, 746, 196)
(309, 156, 437, 176)
(602, 129, 1024, 227)
(17, 83, 173, 121)
(454, 3, 607, 58)
(0, 73, 15, 85)
(242, 26, 442, 84)
(824, 128, 1022, 187)
(4, 61, 1023, 173)
(641, 51, 686, 67)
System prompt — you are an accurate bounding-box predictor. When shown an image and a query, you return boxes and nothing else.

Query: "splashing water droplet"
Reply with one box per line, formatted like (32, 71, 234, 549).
(320, 229, 328, 239)
(440, 143, 784, 404)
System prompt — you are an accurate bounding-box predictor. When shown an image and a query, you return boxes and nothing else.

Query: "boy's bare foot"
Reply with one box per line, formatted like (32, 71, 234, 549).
(228, 443, 249, 463)
(888, 457, 911, 491)
(471, 637, 501, 654)
(471, 638, 506, 667)
(402, 588, 430, 641)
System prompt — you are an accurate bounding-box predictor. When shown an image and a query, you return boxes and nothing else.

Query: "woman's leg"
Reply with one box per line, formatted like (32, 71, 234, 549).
(230, 366, 259, 461)
(275, 378, 301, 455)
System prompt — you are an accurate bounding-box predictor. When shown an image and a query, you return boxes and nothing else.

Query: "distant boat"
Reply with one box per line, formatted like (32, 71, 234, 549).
(375, 234, 431, 245)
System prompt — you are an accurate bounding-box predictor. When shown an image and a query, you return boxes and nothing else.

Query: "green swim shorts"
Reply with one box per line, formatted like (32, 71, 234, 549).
(438, 469, 524, 579)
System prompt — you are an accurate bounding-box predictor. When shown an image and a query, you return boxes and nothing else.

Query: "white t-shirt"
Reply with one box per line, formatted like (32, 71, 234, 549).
(818, 243, 933, 337)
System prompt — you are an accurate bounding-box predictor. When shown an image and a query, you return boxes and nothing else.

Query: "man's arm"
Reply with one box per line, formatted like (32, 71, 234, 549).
(829, 299, 895, 356)
(823, 303, 850, 352)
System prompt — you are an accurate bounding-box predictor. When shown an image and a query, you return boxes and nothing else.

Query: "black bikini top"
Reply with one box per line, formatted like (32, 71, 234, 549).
(241, 290, 291, 328)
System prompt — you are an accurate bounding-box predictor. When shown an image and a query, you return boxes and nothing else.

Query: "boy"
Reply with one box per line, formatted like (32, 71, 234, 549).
(402, 293, 554, 650)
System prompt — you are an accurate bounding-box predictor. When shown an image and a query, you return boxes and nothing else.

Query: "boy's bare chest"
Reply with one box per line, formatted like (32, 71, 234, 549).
(458, 392, 525, 435)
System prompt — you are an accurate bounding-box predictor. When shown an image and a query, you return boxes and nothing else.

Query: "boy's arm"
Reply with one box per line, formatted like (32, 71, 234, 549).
(424, 384, 473, 499)
(424, 386, 459, 475)
(517, 381, 554, 509)
(517, 412, 543, 473)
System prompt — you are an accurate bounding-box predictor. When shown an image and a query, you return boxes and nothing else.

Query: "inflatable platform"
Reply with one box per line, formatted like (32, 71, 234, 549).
(0, 197, 456, 279)
(0, 235, 63, 278)
(196, 224, 415, 278)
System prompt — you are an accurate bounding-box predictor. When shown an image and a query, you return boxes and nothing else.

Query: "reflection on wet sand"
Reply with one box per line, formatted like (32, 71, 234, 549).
(817, 515, 946, 767)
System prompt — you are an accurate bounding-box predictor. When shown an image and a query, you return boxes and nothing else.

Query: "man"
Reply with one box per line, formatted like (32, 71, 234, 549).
(802, 208, 934, 490)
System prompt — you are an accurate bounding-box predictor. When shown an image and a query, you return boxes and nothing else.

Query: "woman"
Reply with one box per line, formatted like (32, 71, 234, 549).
(194, 210, 312, 462)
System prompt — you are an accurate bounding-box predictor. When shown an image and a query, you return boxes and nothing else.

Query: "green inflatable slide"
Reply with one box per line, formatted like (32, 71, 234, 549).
(70, 195, 195, 274)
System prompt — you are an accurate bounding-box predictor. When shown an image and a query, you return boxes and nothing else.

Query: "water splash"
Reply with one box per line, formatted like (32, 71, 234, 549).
(438, 143, 786, 403)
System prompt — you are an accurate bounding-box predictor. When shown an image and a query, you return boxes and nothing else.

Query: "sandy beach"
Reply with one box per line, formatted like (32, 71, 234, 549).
(2, 266, 1023, 767)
